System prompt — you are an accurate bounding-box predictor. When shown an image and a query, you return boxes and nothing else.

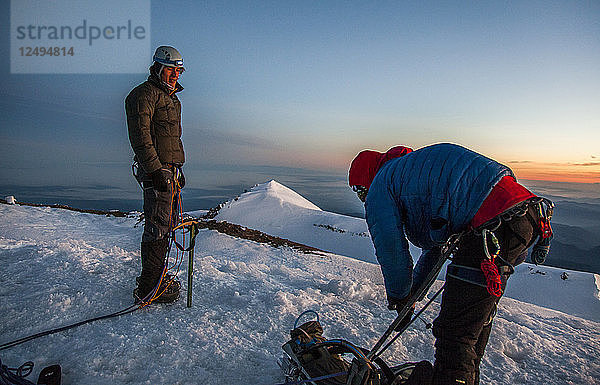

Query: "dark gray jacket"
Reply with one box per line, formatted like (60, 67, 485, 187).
(125, 74, 185, 173)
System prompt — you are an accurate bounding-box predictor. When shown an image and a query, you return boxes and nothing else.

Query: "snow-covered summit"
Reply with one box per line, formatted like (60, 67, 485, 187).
(226, 180, 321, 211)
(215, 180, 378, 262)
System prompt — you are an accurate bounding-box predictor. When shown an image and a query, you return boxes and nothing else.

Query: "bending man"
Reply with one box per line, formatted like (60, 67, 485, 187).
(348, 143, 552, 385)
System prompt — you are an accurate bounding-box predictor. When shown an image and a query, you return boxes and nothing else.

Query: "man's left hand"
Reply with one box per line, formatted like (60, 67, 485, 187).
(388, 295, 416, 332)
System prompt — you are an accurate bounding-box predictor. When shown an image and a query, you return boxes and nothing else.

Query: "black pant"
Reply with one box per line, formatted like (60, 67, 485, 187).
(432, 278, 497, 384)
(139, 167, 179, 243)
(134, 166, 180, 297)
(431, 212, 536, 385)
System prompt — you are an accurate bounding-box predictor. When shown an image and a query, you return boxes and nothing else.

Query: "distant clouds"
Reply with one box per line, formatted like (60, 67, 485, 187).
(521, 179, 600, 203)
(508, 160, 534, 164)
(505, 158, 600, 184)
(572, 162, 600, 167)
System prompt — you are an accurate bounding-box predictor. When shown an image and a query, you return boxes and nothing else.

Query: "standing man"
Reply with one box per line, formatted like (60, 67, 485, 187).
(348, 143, 553, 385)
(125, 46, 186, 303)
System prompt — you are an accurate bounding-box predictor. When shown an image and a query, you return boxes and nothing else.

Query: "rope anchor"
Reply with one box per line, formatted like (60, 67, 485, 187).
(186, 222, 199, 308)
(171, 220, 200, 307)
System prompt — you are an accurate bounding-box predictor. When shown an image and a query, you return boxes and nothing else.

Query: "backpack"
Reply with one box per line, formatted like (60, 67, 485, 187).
(285, 319, 388, 385)
(289, 320, 350, 384)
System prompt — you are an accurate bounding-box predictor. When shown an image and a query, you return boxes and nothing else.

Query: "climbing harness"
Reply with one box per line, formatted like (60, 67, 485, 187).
(445, 264, 512, 291)
(448, 196, 554, 296)
(477, 197, 554, 261)
(480, 229, 504, 297)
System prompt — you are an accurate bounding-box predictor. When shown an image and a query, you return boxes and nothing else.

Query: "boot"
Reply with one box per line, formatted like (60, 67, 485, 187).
(389, 361, 433, 385)
(133, 239, 180, 303)
(432, 364, 474, 385)
(136, 274, 181, 292)
(404, 361, 433, 385)
(146, 275, 181, 304)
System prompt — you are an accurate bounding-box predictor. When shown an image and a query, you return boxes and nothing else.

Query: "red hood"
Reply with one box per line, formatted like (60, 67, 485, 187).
(348, 146, 413, 190)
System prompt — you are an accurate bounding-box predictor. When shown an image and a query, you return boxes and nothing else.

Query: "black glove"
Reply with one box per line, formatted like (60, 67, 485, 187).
(150, 169, 171, 192)
(177, 169, 185, 189)
(388, 296, 416, 332)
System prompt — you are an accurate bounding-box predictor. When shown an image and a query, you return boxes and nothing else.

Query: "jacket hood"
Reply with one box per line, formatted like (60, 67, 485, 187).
(348, 146, 413, 190)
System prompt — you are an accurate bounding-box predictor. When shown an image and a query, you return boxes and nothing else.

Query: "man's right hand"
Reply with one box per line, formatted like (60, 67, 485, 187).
(150, 169, 170, 192)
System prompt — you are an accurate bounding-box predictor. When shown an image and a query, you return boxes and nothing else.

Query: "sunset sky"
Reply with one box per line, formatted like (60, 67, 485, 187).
(1, 1, 599, 188)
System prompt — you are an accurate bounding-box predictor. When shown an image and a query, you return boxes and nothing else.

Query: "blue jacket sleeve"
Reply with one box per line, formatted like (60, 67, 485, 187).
(413, 247, 442, 300)
(365, 180, 413, 299)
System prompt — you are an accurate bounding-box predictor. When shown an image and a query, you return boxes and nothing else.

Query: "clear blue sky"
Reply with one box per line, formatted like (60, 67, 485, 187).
(1, 0, 599, 187)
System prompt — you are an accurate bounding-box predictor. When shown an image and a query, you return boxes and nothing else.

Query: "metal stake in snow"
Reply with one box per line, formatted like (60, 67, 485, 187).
(171, 220, 201, 308)
(187, 223, 198, 308)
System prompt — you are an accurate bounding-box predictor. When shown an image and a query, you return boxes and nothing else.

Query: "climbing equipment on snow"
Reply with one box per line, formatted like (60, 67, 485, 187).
(0, 358, 61, 385)
(279, 311, 417, 385)
(0, 185, 201, 351)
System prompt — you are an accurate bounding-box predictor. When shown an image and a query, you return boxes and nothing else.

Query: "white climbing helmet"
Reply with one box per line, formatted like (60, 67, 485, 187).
(153, 46, 185, 70)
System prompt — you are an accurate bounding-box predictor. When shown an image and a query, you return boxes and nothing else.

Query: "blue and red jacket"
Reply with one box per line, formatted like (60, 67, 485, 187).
(351, 143, 533, 299)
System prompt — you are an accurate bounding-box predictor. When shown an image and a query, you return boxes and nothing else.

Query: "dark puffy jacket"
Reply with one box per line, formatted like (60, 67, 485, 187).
(365, 143, 513, 299)
(125, 75, 185, 173)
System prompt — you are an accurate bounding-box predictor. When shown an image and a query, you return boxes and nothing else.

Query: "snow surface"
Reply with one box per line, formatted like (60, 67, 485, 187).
(217, 181, 600, 323)
(1, 181, 599, 384)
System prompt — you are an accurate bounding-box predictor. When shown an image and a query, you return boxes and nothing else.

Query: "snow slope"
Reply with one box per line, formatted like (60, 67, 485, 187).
(1, 183, 599, 384)
(216, 181, 600, 322)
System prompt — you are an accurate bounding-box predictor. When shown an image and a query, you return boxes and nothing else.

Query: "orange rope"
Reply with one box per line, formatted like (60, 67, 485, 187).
(139, 170, 187, 306)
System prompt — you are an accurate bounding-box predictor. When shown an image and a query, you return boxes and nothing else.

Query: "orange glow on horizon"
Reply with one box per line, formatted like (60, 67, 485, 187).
(508, 161, 600, 184)
(297, 155, 600, 184)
